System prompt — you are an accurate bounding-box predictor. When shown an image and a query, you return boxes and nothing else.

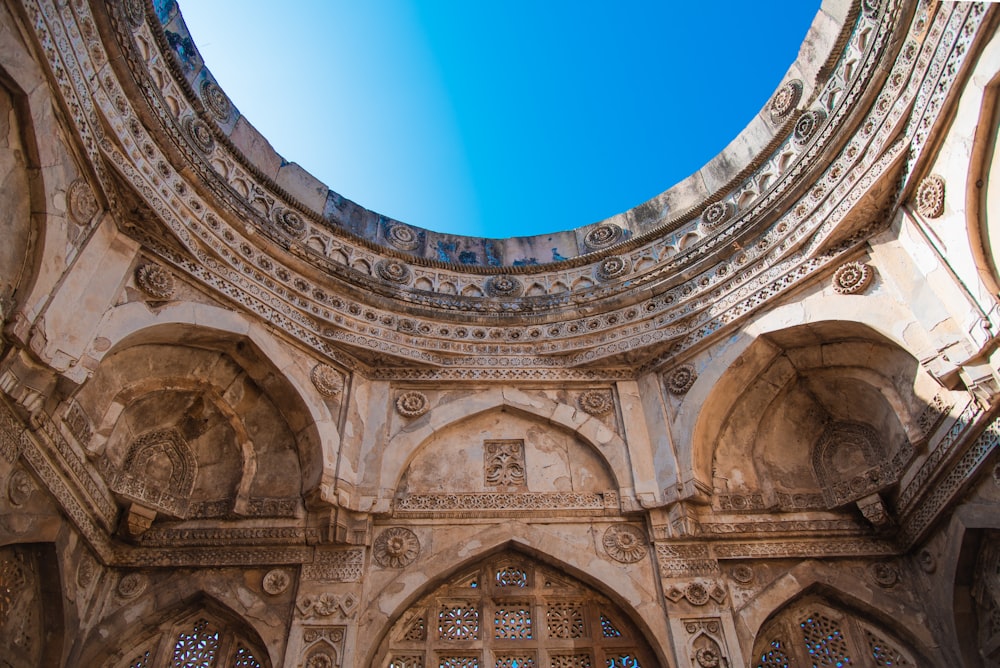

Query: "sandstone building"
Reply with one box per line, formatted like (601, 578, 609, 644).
(0, 0, 998, 666)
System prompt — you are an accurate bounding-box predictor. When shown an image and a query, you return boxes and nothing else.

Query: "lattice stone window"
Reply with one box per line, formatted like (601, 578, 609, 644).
(379, 552, 657, 667)
(110, 610, 268, 668)
(751, 598, 915, 668)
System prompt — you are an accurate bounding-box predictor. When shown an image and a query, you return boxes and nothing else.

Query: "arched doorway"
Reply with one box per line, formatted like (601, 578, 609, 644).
(376, 551, 658, 667)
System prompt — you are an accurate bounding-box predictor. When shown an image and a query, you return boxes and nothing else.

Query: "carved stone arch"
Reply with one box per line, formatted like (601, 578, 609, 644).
(76, 590, 273, 668)
(748, 591, 925, 668)
(379, 392, 633, 506)
(691, 320, 933, 512)
(81, 302, 340, 496)
(964, 63, 1000, 297)
(367, 541, 667, 668)
(736, 560, 934, 656)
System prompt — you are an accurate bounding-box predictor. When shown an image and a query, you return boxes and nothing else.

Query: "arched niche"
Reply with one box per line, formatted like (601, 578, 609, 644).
(82, 595, 270, 668)
(750, 593, 922, 668)
(69, 326, 325, 531)
(392, 407, 617, 508)
(694, 321, 941, 516)
(373, 550, 661, 668)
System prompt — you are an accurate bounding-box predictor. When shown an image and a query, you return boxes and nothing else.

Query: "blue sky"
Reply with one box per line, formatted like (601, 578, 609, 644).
(180, 2, 819, 238)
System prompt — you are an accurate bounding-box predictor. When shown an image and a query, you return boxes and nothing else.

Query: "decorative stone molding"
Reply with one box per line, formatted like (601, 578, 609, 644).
(666, 364, 697, 395)
(262, 569, 291, 595)
(311, 364, 344, 398)
(832, 261, 874, 294)
(395, 391, 429, 418)
(602, 524, 648, 563)
(135, 263, 175, 299)
(375, 259, 412, 284)
(373, 527, 420, 568)
(665, 581, 726, 606)
(182, 115, 214, 154)
(485, 275, 523, 297)
(583, 223, 624, 250)
(915, 174, 945, 218)
(577, 390, 613, 417)
(200, 80, 230, 121)
(770, 79, 803, 120)
(297, 594, 358, 618)
(301, 548, 364, 582)
(67, 178, 99, 224)
(701, 201, 733, 229)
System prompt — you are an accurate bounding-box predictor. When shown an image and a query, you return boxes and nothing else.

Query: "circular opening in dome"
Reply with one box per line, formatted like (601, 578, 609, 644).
(181, 1, 819, 239)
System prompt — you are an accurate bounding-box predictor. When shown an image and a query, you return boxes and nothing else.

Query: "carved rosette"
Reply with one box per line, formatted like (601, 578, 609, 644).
(387, 223, 420, 250)
(684, 582, 710, 605)
(602, 524, 648, 563)
(584, 223, 624, 250)
(832, 261, 873, 294)
(274, 207, 307, 238)
(117, 572, 147, 598)
(577, 390, 613, 416)
(200, 79, 231, 121)
(701, 201, 733, 229)
(666, 364, 697, 395)
(7, 469, 33, 506)
(183, 115, 215, 154)
(869, 562, 899, 588)
(262, 569, 291, 595)
(770, 80, 803, 121)
(376, 259, 412, 284)
(595, 256, 630, 281)
(485, 275, 523, 298)
(135, 263, 175, 299)
(311, 364, 344, 398)
(67, 178, 99, 225)
(793, 109, 826, 144)
(373, 527, 420, 568)
(122, 0, 145, 28)
(915, 174, 945, 218)
(696, 648, 722, 668)
(730, 564, 754, 584)
(395, 391, 429, 418)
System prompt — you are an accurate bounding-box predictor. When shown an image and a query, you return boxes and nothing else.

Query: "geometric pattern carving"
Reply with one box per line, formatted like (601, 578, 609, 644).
(0, 558, 26, 626)
(754, 639, 791, 668)
(484, 440, 526, 488)
(439, 604, 480, 640)
(547, 602, 585, 639)
(494, 603, 532, 639)
(170, 618, 220, 667)
(812, 421, 906, 506)
(799, 612, 850, 667)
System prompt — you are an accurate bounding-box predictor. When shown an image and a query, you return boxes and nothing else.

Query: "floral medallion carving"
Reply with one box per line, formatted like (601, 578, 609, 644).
(684, 582, 710, 605)
(6, 469, 33, 506)
(67, 178, 99, 225)
(200, 79, 231, 121)
(485, 275, 523, 298)
(832, 261, 873, 294)
(387, 223, 420, 250)
(373, 527, 420, 568)
(262, 569, 291, 595)
(135, 263, 175, 299)
(918, 549, 936, 573)
(793, 109, 826, 144)
(484, 440, 526, 488)
(76, 553, 97, 588)
(602, 525, 648, 564)
(696, 647, 722, 668)
(595, 256, 630, 281)
(730, 564, 754, 584)
(122, 0, 145, 28)
(311, 364, 344, 398)
(183, 115, 214, 154)
(666, 364, 697, 395)
(577, 390, 613, 417)
(584, 223, 624, 250)
(701, 201, 733, 229)
(869, 562, 899, 588)
(274, 207, 307, 238)
(375, 259, 411, 284)
(915, 174, 945, 218)
(117, 572, 147, 598)
(770, 80, 803, 120)
(395, 391, 429, 418)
